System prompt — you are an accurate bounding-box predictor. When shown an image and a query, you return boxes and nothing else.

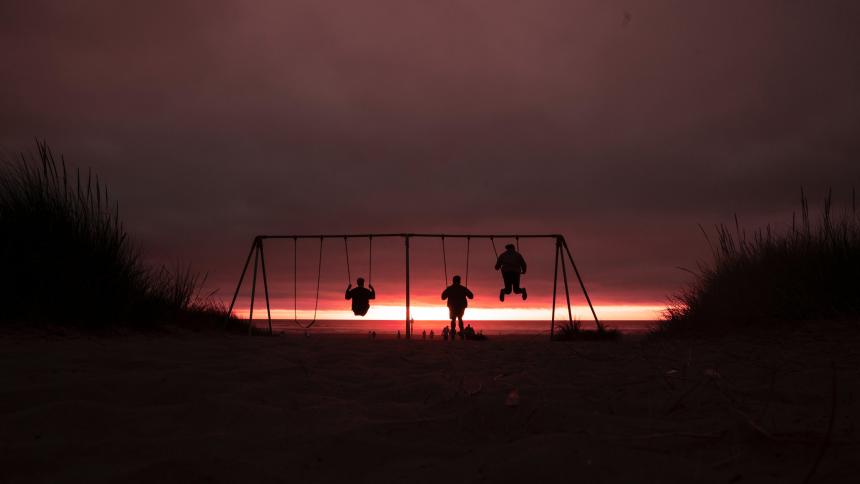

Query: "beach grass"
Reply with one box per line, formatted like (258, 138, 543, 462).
(660, 189, 860, 335)
(0, 140, 234, 328)
(553, 320, 621, 341)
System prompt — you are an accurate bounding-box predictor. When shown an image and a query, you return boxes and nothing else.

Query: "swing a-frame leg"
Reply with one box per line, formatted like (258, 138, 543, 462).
(247, 239, 260, 335)
(560, 236, 601, 331)
(226, 237, 258, 329)
(560, 239, 574, 327)
(259, 239, 273, 335)
(225, 237, 272, 335)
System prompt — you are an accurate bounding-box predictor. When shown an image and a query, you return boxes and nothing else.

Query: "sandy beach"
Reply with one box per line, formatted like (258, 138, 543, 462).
(1, 326, 858, 483)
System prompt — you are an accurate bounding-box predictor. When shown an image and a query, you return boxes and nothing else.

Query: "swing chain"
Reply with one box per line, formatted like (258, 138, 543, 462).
(465, 236, 471, 286)
(344, 236, 351, 285)
(441, 235, 448, 286)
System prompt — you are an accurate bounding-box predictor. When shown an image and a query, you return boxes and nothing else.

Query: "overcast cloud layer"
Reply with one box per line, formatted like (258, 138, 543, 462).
(2, 1, 859, 311)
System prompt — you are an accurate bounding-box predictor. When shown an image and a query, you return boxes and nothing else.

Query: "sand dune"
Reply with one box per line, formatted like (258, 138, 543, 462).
(1, 326, 858, 483)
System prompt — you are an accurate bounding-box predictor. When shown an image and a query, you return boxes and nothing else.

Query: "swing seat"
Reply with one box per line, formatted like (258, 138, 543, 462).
(346, 286, 374, 316)
(353, 306, 369, 317)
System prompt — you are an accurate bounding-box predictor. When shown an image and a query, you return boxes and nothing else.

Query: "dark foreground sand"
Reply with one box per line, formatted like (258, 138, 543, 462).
(1, 325, 859, 483)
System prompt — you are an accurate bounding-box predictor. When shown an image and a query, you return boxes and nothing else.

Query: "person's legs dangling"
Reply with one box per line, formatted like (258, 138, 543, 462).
(512, 273, 526, 299)
(501, 271, 515, 301)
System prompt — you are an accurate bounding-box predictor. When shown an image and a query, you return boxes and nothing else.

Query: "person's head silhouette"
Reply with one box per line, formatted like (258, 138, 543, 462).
(356, 277, 365, 287)
(452, 275, 462, 285)
(505, 243, 516, 252)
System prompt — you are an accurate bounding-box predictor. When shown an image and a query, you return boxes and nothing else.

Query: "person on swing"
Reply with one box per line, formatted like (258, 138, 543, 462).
(495, 243, 528, 301)
(441, 275, 474, 339)
(345, 277, 375, 316)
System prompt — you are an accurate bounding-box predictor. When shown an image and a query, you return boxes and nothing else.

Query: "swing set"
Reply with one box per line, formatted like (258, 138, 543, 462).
(226, 233, 600, 340)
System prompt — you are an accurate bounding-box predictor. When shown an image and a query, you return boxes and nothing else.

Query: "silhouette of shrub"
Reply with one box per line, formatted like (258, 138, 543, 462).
(554, 320, 620, 341)
(660, 190, 860, 335)
(0, 141, 235, 328)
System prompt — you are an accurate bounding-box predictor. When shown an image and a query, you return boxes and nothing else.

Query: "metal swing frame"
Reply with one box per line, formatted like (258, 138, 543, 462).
(226, 233, 600, 340)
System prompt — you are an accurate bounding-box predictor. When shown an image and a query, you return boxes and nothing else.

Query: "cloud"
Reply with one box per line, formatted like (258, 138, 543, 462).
(2, 0, 859, 309)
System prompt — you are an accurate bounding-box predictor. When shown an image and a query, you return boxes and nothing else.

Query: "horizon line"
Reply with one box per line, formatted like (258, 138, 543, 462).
(234, 304, 665, 321)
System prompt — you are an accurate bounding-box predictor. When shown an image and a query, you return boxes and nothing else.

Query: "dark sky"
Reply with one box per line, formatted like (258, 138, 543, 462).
(2, 1, 859, 316)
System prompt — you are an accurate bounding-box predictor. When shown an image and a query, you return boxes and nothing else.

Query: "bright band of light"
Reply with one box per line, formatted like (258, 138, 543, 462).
(235, 304, 664, 321)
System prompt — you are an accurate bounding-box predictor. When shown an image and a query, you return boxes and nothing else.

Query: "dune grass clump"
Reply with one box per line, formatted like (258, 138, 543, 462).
(554, 320, 621, 341)
(0, 140, 234, 328)
(661, 190, 860, 335)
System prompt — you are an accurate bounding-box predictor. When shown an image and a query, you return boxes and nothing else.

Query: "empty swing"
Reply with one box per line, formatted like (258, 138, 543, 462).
(344, 236, 375, 316)
(289, 236, 323, 329)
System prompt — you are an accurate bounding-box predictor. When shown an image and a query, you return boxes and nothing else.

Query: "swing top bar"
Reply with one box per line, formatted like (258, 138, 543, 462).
(256, 233, 564, 240)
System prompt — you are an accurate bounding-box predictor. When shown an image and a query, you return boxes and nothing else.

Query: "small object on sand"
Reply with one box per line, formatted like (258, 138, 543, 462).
(397, 330, 401, 339)
(466, 383, 483, 397)
(422, 330, 426, 339)
(371, 331, 376, 339)
(368, 331, 372, 338)
(430, 330, 434, 339)
(505, 389, 520, 407)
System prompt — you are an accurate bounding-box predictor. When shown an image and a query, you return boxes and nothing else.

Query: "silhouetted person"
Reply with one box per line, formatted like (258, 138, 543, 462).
(495, 244, 527, 301)
(441, 275, 474, 339)
(345, 277, 375, 316)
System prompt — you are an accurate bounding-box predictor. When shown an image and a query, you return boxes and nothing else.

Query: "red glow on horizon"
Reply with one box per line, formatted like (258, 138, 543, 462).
(235, 303, 664, 321)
